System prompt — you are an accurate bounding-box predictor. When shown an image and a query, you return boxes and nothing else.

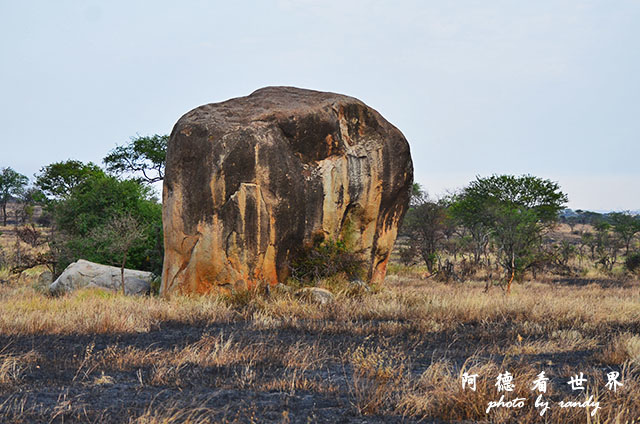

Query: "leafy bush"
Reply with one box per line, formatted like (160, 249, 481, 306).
(625, 252, 640, 275)
(397, 242, 418, 266)
(290, 235, 365, 284)
(52, 174, 163, 276)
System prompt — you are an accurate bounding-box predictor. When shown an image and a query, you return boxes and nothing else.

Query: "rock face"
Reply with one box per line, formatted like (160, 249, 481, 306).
(161, 87, 413, 295)
(50, 259, 152, 295)
(37, 270, 53, 286)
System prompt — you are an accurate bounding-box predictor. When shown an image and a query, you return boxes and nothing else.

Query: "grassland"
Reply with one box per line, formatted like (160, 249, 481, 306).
(0, 267, 639, 423)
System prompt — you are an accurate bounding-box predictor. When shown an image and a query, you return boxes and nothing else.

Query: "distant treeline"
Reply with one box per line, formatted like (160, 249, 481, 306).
(0, 135, 167, 278)
(400, 178, 640, 289)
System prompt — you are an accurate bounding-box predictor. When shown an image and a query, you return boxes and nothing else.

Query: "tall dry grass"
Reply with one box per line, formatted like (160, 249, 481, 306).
(1, 270, 640, 422)
(0, 285, 235, 335)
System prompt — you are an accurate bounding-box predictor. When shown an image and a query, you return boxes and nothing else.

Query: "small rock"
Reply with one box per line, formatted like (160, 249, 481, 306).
(37, 270, 53, 286)
(295, 287, 334, 305)
(274, 283, 295, 294)
(349, 279, 372, 292)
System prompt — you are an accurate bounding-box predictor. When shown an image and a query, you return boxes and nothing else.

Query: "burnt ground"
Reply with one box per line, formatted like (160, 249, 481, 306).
(0, 320, 415, 423)
(0, 314, 626, 424)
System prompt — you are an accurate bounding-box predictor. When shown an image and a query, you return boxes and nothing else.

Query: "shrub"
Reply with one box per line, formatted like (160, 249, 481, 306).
(16, 225, 43, 248)
(52, 174, 163, 276)
(290, 235, 365, 284)
(398, 245, 416, 266)
(625, 252, 640, 275)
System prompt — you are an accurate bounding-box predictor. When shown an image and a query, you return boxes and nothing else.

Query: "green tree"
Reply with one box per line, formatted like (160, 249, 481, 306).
(402, 195, 449, 273)
(455, 175, 567, 293)
(0, 167, 29, 226)
(103, 134, 168, 183)
(91, 212, 148, 294)
(449, 191, 491, 264)
(625, 252, 640, 276)
(564, 215, 581, 232)
(17, 187, 46, 224)
(53, 173, 163, 276)
(35, 160, 104, 200)
(410, 182, 426, 206)
(553, 240, 577, 269)
(580, 231, 597, 261)
(594, 222, 622, 272)
(609, 212, 640, 255)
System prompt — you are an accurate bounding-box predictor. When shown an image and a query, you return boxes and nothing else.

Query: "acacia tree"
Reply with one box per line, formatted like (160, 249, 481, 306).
(104, 134, 168, 184)
(18, 187, 46, 224)
(625, 252, 640, 276)
(410, 183, 425, 206)
(580, 231, 597, 261)
(35, 160, 104, 200)
(91, 213, 148, 294)
(402, 190, 449, 274)
(594, 222, 622, 272)
(449, 191, 491, 265)
(609, 212, 640, 256)
(52, 173, 163, 276)
(0, 167, 29, 226)
(455, 175, 567, 293)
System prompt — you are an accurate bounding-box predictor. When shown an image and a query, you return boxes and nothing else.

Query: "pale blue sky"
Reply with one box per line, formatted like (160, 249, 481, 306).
(1, 1, 639, 210)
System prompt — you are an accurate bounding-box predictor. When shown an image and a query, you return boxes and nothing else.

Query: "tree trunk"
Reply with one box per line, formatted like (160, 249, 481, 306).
(2, 201, 6, 226)
(506, 252, 515, 295)
(121, 253, 127, 295)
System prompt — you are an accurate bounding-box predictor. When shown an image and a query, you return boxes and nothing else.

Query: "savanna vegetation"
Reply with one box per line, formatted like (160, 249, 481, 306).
(0, 135, 166, 280)
(1, 136, 640, 422)
(1, 269, 639, 422)
(400, 179, 640, 291)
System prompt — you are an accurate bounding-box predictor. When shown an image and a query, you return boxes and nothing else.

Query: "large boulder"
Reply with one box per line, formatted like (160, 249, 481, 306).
(161, 87, 413, 295)
(50, 259, 152, 295)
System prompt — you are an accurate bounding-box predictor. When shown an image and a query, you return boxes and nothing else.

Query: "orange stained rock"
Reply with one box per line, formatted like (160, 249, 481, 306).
(160, 87, 413, 296)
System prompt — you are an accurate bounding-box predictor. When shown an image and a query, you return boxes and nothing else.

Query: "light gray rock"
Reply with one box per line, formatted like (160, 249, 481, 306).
(295, 287, 334, 305)
(50, 259, 152, 295)
(37, 270, 53, 286)
(349, 279, 372, 292)
(274, 283, 295, 294)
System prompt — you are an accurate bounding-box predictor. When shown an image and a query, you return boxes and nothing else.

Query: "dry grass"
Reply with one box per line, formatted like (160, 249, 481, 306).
(5, 275, 636, 338)
(0, 269, 640, 422)
(596, 333, 640, 366)
(348, 344, 406, 415)
(0, 286, 235, 335)
(0, 350, 38, 385)
(132, 403, 215, 424)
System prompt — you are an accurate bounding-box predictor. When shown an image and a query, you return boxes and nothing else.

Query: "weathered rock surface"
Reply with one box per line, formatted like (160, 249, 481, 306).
(50, 259, 152, 295)
(295, 287, 335, 305)
(37, 269, 53, 286)
(349, 279, 372, 293)
(161, 86, 413, 295)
